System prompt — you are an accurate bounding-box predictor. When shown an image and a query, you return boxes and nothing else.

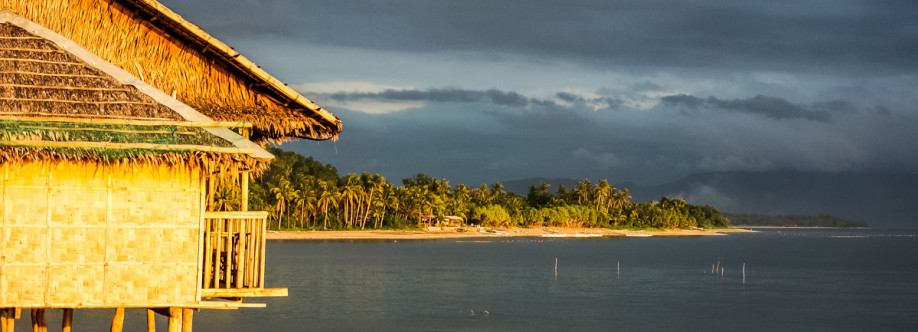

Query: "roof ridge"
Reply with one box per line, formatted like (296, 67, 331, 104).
(120, 0, 339, 126)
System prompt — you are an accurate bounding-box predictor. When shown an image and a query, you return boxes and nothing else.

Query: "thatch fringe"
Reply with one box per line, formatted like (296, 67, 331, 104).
(3, 0, 341, 141)
(0, 145, 266, 175)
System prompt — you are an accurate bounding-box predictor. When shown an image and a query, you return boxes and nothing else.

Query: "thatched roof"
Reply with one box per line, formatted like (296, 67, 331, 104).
(0, 16, 269, 173)
(2, 0, 342, 143)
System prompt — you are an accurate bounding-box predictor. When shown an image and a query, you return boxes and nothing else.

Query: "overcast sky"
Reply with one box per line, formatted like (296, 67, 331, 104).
(161, 0, 918, 186)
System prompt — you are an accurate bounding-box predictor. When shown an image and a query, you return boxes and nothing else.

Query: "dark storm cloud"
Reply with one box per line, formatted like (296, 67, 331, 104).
(162, 0, 918, 75)
(662, 94, 832, 122)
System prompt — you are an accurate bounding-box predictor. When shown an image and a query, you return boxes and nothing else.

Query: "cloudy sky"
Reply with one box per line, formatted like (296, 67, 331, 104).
(161, 0, 918, 186)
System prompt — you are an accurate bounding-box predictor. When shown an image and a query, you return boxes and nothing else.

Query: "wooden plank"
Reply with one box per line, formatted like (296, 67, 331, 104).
(213, 218, 222, 289)
(61, 309, 72, 332)
(0, 98, 152, 105)
(196, 175, 207, 301)
(110, 308, 125, 332)
(0, 115, 254, 128)
(236, 219, 246, 289)
(259, 218, 266, 288)
(200, 288, 288, 298)
(225, 219, 233, 289)
(202, 220, 213, 289)
(181, 309, 193, 332)
(0, 139, 255, 155)
(203, 211, 269, 219)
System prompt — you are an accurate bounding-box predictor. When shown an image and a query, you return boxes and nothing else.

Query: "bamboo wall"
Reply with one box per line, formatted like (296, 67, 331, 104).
(0, 161, 203, 307)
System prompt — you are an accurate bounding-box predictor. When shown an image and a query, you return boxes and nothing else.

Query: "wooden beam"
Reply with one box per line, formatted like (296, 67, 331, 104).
(0, 115, 254, 128)
(0, 140, 255, 155)
(200, 288, 288, 298)
(203, 211, 269, 219)
(62, 309, 73, 332)
(110, 308, 125, 332)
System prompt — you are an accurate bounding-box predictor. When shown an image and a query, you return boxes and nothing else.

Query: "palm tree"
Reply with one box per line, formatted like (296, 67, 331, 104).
(593, 180, 613, 213)
(270, 178, 297, 229)
(317, 182, 339, 230)
(574, 179, 593, 205)
(490, 182, 506, 204)
(339, 175, 361, 229)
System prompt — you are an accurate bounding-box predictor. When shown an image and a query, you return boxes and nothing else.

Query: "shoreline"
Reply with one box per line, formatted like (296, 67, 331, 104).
(266, 227, 755, 240)
(734, 226, 872, 229)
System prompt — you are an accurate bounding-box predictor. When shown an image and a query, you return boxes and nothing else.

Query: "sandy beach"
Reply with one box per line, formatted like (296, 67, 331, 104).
(266, 227, 755, 240)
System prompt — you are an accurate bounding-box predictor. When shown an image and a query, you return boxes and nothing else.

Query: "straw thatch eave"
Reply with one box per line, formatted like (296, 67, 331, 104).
(1, 0, 342, 142)
(0, 14, 272, 172)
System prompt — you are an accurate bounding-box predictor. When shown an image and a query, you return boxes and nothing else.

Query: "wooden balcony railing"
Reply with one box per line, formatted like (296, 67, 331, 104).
(201, 211, 268, 294)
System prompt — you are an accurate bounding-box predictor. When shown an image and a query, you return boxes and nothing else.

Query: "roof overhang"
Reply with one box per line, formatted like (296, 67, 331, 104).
(0, 10, 273, 161)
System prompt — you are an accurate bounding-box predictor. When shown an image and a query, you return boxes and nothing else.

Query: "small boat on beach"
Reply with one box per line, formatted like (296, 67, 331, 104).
(625, 233, 653, 237)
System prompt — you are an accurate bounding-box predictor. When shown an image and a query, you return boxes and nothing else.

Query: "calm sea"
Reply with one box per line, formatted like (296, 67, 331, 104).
(71, 229, 918, 331)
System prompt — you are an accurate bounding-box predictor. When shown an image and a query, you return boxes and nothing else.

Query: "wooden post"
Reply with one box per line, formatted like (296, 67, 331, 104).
(31, 308, 47, 332)
(62, 309, 73, 332)
(147, 309, 156, 332)
(7, 309, 15, 332)
(1, 308, 9, 332)
(182, 308, 194, 332)
(168, 308, 182, 332)
(111, 308, 125, 332)
(241, 172, 249, 212)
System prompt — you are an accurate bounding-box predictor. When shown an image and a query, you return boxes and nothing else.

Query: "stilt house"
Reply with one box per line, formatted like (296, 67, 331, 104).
(0, 0, 341, 331)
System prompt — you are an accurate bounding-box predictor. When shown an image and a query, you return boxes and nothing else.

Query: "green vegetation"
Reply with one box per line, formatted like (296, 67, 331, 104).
(230, 147, 730, 230)
(726, 213, 867, 228)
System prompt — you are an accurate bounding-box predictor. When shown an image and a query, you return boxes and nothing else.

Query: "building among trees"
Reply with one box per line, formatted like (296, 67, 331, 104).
(0, 1, 340, 331)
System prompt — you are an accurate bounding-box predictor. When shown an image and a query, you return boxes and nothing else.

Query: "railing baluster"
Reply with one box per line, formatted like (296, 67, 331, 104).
(201, 212, 269, 292)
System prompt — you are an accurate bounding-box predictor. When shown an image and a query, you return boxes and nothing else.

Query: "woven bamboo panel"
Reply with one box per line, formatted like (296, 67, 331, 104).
(104, 264, 196, 304)
(49, 189, 108, 227)
(48, 265, 104, 306)
(107, 228, 197, 263)
(1, 266, 46, 306)
(0, 161, 203, 307)
(3, 226, 47, 263)
(6, 188, 48, 226)
(49, 228, 106, 263)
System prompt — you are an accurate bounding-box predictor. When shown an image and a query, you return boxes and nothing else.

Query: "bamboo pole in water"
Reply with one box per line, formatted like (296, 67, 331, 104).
(554, 258, 558, 278)
(743, 263, 746, 284)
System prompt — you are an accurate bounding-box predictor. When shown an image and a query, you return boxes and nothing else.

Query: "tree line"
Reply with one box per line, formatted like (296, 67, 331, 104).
(216, 147, 730, 230)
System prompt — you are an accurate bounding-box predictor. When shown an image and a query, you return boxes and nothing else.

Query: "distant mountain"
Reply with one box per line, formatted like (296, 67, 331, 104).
(726, 213, 868, 228)
(502, 171, 918, 228)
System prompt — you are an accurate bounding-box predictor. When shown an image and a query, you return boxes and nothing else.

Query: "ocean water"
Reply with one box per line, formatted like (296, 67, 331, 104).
(70, 229, 918, 331)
